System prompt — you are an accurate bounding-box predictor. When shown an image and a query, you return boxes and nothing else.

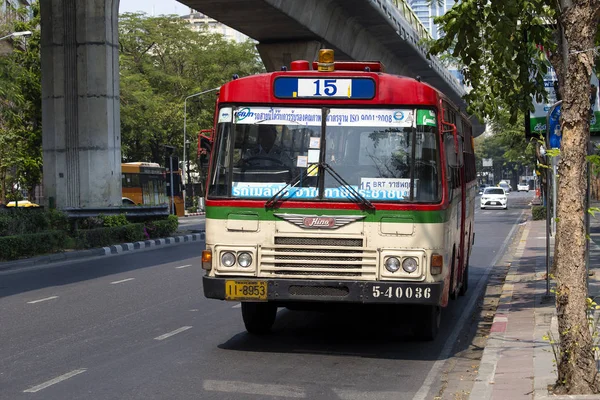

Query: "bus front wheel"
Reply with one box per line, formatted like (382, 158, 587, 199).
(241, 302, 277, 334)
(417, 305, 441, 341)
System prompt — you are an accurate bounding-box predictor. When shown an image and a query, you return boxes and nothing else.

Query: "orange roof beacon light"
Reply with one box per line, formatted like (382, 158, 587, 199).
(318, 49, 335, 72)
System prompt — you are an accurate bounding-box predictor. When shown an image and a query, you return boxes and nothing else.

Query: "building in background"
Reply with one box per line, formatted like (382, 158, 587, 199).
(1, 0, 32, 55)
(407, 0, 455, 40)
(407, 0, 463, 84)
(181, 9, 249, 43)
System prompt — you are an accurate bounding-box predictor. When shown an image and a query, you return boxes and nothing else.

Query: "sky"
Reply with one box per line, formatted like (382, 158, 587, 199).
(119, 0, 190, 16)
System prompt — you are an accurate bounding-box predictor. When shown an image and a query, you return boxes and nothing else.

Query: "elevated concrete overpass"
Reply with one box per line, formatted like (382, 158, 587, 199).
(180, 0, 473, 124)
(40, 0, 480, 211)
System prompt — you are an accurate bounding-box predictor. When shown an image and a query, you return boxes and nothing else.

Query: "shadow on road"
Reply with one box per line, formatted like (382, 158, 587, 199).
(218, 304, 468, 361)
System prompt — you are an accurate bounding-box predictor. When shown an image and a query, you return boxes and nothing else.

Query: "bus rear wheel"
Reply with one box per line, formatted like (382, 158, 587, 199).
(417, 305, 441, 341)
(241, 302, 277, 334)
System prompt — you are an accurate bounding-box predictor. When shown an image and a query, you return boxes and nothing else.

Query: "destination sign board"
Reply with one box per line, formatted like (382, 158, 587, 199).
(273, 77, 376, 100)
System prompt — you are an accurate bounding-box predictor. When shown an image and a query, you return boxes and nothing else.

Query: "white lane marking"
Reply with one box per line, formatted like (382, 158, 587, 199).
(110, 278, 135, 285)
(203, 379, 306, 398)
(413, 210, 525, 400)
(27, 296, 58, 304)
(232, 303, 241, 309)
(332, 388, 412, 400)
(23, 368, 87, 393)
(154, 326, 192, 341)
(176, 264, 192, 269)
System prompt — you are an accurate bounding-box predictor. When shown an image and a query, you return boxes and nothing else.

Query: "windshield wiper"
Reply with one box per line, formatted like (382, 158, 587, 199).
(264, 163, 375, 210)
(321, 163, 375, 210)
(264, 167, 312, 210)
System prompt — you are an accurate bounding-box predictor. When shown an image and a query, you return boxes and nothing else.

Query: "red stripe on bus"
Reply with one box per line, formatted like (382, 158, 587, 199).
(205, 199, 449, 211)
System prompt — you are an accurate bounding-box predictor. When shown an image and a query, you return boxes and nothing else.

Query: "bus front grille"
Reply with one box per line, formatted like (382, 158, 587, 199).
(260, 237, 377, 279)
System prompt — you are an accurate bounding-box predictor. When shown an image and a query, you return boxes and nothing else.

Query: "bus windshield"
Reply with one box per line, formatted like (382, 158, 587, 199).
(208, 106, 440, 203)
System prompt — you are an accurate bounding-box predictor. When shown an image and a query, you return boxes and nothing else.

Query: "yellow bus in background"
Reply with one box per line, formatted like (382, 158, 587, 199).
(121, 162, 184, 216)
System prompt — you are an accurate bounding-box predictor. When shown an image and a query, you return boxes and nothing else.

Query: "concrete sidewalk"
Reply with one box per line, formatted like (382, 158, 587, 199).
(470, 212, 600, 399)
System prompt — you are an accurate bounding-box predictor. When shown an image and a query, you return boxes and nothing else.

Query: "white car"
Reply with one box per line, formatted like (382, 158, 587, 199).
(480, 187, 508, 209)
(517, 183, 529, 192)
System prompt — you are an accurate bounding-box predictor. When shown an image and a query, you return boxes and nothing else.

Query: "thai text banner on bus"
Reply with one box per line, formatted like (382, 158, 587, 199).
(219, 107, 415, 127)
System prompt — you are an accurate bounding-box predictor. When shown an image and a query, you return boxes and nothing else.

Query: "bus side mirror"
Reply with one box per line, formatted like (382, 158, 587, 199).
(198, 129, 213, 163)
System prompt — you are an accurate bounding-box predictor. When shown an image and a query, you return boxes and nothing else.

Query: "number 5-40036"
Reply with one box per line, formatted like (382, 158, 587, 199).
(371, 285, 431, 299)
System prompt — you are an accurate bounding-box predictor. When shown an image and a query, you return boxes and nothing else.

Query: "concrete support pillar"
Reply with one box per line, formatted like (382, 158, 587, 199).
(41, 0, 121, 209)
(256, 40, 322, 71)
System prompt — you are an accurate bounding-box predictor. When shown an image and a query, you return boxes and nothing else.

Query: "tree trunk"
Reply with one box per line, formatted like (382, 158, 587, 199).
(553, 1, 600, 394)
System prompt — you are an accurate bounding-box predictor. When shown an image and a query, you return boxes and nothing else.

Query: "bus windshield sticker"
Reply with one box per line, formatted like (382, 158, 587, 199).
(273, 77, 376, 99)
(359, 178, 416, 199)
(307, 149, 320, 163)
(416, 109, 436, 127)
(309, 137, 320, 148)
(296, 156, 308, 168)
(218, 107, 233, 123)
(232, 107, 414, 127)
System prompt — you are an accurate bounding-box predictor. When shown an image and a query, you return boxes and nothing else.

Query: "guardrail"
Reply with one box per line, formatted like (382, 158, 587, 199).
(371, 0, 466, 97)
(62, 205, 170, 219)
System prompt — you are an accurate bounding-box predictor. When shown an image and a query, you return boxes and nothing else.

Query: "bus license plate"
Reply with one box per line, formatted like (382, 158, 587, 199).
(225, 280, 267, 301)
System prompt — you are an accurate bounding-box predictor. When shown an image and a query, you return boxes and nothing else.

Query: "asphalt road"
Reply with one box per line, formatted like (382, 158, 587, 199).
(0, 192, 532, 400)
(178, 215, 205, 232)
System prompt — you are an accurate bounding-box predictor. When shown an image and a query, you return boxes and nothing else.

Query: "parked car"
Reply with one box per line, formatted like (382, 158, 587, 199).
(480, 187, 508, 210)
(517, 182, 530, 192)
(498, 182, 511, 193)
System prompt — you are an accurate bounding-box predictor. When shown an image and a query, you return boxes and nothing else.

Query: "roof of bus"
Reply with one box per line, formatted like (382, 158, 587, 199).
(121, 162, 164, 173)
(122, 162, 160, 167)
(217, 70, 444, 107)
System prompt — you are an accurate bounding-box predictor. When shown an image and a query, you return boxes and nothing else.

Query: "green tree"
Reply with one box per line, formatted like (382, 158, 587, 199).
(0, 2, 42, 203)
(429, 0, 600, 394)
(118, 13, 264, 168)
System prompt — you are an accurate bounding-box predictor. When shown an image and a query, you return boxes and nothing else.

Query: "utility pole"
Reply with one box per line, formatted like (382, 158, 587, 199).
(186, 140, 193, 206)
(164, 145, 175, 215)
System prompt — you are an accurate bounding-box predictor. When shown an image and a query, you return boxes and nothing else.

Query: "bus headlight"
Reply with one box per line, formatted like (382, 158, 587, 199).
(402, 257, 418, 273)
(385, 257, 401, 272)
(237, 252, 253, 268)
(221, 252, 236, 267)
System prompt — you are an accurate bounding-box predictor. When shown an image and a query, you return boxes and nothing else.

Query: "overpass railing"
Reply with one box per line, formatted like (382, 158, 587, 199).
(390, 0, 433, 42)
(371, 0, 466, 97)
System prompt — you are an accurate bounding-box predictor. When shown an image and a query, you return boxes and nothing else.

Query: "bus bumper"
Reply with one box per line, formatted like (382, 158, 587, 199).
(202, 276, 443, 305)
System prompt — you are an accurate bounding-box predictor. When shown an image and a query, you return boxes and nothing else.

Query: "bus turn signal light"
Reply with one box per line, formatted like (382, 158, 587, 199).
(202, 250, 212, 271)
(431, 254, 443, 275)
(318, 49, 335, 72)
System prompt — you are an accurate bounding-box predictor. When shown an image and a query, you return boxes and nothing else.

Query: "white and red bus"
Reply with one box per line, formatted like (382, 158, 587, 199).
(201, 50, 476, 340)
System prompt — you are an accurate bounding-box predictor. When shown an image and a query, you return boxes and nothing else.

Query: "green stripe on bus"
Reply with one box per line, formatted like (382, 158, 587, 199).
(206, 206, 450, 223)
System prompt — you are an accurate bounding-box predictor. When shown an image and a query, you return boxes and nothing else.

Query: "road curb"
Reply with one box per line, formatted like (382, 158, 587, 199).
(0, 232, 206, 272)
(185, 212, 205, 217)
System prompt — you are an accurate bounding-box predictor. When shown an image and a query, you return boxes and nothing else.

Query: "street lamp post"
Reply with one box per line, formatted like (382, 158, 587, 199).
(0, 31, 33, 41)
(183, 87, 220, 213)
